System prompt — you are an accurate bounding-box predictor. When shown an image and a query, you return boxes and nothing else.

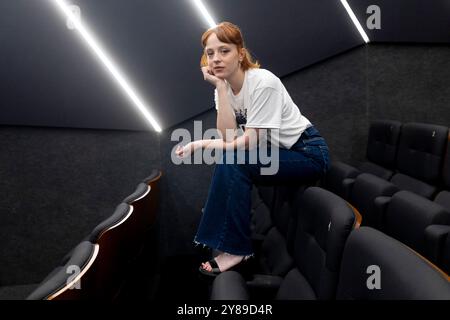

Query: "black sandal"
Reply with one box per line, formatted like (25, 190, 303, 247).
(198, 256, 253, 277)
(198, 258, 222, 277)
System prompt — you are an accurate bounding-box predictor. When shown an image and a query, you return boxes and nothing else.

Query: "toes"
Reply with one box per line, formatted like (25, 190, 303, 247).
(200, 262, 211, 271)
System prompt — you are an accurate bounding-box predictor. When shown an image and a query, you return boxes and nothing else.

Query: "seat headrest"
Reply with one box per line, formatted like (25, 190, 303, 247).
(88, 203, 131, 243)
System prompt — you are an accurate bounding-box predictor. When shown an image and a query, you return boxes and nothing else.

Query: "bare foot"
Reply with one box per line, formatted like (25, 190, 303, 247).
(201, 253, 246, 272)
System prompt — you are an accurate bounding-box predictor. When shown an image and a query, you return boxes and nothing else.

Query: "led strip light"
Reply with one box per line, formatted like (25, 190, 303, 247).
(340, 0, 370, 43)
(51, 0, 162, 132)
(191, 0, 217, 28)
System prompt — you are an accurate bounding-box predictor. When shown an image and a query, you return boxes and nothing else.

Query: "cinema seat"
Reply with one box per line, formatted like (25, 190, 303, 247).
(26, 241, 98, 300)
(336, 227, 450, 300)
(323, 120, 401, 198)
(381, 191, 450, 257)
(211, 187, 357, 300)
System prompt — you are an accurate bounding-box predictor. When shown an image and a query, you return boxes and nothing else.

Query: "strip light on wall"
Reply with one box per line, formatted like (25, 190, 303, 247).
(340, 0, 370, 43)
(51, 0, 162, 132)
(191, 0, 217, 28)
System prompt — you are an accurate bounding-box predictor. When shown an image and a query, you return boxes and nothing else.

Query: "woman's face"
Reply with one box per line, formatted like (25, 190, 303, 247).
(204, 33, 243, 79)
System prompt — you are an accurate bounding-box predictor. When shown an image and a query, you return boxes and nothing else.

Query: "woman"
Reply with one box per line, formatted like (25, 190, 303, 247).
(176, 22, 330, 276)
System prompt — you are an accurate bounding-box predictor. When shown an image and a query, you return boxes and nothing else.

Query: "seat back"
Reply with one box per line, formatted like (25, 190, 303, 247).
(442, 135, 450, 189)
(442, 233, 450, 275)
(257, 186, 300, 277)
(366, 120, 402, 169)
(435, 191, 450, 211)
(142, 169, 162, 189)
(276, 187, 356, 300)
(384, 191, 450, 256)
(435, 137, 450, 209)
(123, 182, 157, 238)
(27, 241, 98, 300)
(337, 227, 450, 300)
(87, 203, 134, 300)
(250, 185, 274, 237)
(395, 122, 447, 185)
(141, 170, 162, 226)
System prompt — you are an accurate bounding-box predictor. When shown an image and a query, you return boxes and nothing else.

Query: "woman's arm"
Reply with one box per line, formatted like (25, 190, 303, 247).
(175, 128, 263, 158)
(202, 127, 260, 150)
(216, 82, 237, 142)
(201, 67, 237, 142)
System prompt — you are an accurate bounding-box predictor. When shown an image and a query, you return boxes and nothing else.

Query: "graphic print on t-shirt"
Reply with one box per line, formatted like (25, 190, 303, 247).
(235, 108, 247, 131)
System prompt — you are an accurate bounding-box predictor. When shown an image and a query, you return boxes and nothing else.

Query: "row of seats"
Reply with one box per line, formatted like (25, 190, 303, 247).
(322, 120, 450, 274)
(211, 186, 450, 300)
(324, 120, 449, 200)
(26, 170, 162, 300)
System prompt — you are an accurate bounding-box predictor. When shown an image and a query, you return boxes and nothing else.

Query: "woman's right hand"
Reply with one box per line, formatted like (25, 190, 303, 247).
(175, 141, 201, 158)
(201, 66, 225, 88)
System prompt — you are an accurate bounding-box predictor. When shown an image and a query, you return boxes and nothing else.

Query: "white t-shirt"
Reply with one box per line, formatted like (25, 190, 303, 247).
(214, 68, 311, 149)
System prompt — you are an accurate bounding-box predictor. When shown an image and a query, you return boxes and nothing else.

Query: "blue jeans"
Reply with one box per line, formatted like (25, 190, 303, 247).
(194, 126, 330, 255)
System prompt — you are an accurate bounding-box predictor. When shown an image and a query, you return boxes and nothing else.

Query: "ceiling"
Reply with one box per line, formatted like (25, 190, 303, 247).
(0, 0, 448, 131)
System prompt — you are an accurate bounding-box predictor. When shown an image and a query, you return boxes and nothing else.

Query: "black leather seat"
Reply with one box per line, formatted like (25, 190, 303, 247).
(250, 185, 275, 241)
(87, 203, 134, 300)
(122, 182, 157, 238)
(348, 173, 399, 229)
(340, 123, 448, 231)
(389, 122, 447, 199)
(244, 186, 301, 298)
(425, 143, 450, 274)
(379, 191, 450, 257)
(325, 122, 448, 204)
(323, 120, 401, 199)
(442, 232, 450, 274)
(26, 241, 98, 300)
(211, 187, 357, 300)
(142, 169, 162, 187)
(434, 138, 450, 210)
(425, 224, 450, 274)
(337, 227, 450, 300)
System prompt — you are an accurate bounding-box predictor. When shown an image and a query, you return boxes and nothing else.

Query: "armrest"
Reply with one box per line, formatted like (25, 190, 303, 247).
(341, 178, 355, 201)
(374, 196, 391, 228)
(246, 274, 283, 289)
(424, 224, 450, 264)
(246, 274, 283, 300)
(211, 271, 249, 300)
(251, 234, 265, 257)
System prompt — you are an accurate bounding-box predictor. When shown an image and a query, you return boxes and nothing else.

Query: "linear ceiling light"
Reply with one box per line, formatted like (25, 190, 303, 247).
(340, 0, 370, 43)
(191, 0, 217, 28)
(51, 0, 162, 132)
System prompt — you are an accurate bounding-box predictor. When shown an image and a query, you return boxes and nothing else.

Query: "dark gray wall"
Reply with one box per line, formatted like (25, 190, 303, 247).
(0, 0, 363, 131)
(348, 0, 450, 43)
(0, 126, 160, 285)
(367, 44, 450, 126)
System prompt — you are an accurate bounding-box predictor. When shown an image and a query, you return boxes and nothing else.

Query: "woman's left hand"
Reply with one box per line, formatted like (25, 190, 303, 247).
(175, 141, 199, 158)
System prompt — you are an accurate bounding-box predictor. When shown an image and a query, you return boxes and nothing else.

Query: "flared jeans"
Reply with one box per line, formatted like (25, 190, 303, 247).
(194, 126, 330, 255)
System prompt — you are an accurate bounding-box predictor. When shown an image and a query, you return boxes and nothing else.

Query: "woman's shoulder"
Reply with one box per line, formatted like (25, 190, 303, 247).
(247, 68, 281, 90)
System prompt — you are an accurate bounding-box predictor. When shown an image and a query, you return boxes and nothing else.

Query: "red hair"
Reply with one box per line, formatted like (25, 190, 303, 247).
(200, 22, 260, 71)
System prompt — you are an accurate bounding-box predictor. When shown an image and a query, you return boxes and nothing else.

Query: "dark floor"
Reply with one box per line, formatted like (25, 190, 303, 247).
(154, 254, 212, 301)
